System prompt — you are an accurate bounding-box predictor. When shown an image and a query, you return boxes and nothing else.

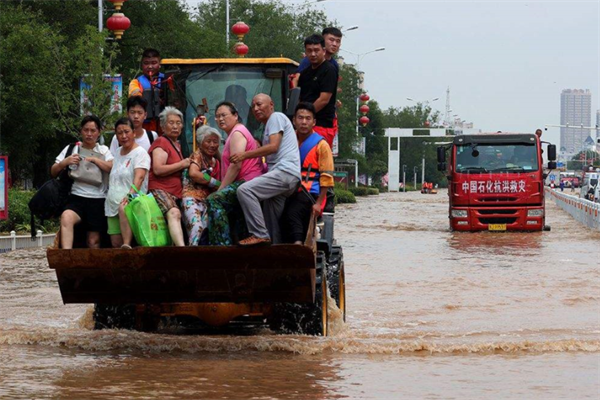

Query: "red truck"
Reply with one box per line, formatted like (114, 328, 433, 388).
(437, 133, 557, 231)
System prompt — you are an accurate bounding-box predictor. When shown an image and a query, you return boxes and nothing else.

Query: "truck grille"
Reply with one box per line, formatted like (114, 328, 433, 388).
(479, 217, 518, 224)
(477, 209, 517, 215)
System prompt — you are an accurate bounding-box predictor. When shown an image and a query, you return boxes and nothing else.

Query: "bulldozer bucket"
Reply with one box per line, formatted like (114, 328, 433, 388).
(47, 245, 316, 305)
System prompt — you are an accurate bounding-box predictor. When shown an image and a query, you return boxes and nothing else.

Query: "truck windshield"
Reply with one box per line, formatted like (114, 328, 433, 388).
(182, 69, 284, 151)
(455, 143, 539, 173)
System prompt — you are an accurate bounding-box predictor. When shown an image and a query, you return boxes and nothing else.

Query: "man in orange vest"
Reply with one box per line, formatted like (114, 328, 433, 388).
(282, 102, 334, 244)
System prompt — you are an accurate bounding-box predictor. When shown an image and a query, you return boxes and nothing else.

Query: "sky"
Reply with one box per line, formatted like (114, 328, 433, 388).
(186, 0, 600, 148)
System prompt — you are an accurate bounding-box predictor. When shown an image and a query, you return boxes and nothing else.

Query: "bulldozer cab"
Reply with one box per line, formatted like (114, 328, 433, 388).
(161, 58, 298, 156)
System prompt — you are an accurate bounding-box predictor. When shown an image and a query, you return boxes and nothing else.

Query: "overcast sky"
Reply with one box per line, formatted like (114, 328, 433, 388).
(187, 0, 599, 147)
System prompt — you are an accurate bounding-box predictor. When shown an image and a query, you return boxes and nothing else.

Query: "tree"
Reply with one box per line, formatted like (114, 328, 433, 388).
(194, 0, 328, 60)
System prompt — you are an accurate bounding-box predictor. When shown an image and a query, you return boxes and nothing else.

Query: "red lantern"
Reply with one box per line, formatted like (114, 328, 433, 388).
(424, 121, 430, 127)
(359, 116, 370, 126)
(359, 94, 370, 102)
(108, 0, 127, 11)
(359, 105, 370, 115)
(106, 13, 131, 40)
(234, 43, 249, 57)
(232, 21, 250, 41)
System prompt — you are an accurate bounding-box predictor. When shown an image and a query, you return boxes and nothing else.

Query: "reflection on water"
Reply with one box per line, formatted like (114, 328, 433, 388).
(0, 189, 598, 398)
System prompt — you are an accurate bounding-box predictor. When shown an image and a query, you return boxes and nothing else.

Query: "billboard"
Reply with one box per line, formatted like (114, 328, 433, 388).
(80, 74, 123, 115)
(0, 156, 7, 220)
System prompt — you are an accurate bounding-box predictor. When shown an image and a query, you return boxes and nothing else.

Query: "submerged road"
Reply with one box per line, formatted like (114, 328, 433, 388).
(0, 190, 598, 399)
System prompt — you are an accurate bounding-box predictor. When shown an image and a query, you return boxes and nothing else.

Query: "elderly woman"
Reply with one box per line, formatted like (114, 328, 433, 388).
(105, 118, 151, 249)
(148, 106, 190, 247)
(206, 101, 264, 245)
(182, 126, 221, 245)
(51, 115, 114, 249)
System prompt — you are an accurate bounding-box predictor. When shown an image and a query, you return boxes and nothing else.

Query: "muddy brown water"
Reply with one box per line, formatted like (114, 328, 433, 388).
(1, 190, 598, 399)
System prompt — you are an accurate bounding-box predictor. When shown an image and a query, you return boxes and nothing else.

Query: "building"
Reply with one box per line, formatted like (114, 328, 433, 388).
(560, 89, 592, 154)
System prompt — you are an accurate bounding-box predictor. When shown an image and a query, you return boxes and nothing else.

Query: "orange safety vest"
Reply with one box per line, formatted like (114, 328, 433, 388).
(299, 133, 325, 195)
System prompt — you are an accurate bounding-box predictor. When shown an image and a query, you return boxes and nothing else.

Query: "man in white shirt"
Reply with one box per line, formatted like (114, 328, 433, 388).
(110, 96, 158, 155)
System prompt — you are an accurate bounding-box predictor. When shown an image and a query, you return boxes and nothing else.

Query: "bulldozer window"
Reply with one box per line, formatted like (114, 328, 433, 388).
(182, 70, 284, 151)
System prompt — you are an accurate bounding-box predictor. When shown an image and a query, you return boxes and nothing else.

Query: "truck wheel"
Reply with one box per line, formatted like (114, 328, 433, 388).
(270, 251, 328, 336)
(327, 246, 346, 322)
(93, 304, 136, 330)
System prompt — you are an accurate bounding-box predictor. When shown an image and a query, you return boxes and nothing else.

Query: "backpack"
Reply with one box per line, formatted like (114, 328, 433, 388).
(147, 130, 156, 145)
(28, 144, 75, 238)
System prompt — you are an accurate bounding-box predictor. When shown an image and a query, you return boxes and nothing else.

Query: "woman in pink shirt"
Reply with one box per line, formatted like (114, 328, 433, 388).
(207, 102, 263, 245)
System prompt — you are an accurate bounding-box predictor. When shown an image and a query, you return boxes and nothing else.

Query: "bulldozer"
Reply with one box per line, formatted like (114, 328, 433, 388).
(47, 57, 345, 336)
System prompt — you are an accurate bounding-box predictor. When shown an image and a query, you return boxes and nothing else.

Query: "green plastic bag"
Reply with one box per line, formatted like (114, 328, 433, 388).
(124, 185, 172, 247)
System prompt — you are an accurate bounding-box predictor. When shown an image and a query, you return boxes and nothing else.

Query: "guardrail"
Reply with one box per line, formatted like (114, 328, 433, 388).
(547, 188, 600, 231)
(0, 231, 56, 254)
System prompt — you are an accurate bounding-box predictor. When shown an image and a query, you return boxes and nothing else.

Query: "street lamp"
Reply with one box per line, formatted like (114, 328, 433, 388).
(342, 47, 386, 71)
(342, 47, 385, 137)
(407, 97, 439, 105)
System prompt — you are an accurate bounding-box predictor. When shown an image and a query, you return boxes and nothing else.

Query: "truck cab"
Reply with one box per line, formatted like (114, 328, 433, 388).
(438, 133, 557, 231)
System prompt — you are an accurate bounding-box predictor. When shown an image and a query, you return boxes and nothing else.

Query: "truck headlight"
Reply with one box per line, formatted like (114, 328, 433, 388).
(451, 209, 468, 218)
(527, 209, 544, 217)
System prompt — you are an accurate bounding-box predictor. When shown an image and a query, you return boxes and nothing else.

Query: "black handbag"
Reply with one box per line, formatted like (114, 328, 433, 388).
(28, 144, 75, 238)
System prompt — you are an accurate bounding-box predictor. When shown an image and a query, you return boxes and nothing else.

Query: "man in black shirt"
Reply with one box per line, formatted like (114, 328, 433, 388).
(298, 34, 338, 147)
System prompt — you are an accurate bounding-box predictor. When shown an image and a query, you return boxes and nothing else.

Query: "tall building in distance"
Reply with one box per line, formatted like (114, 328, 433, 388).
(560, 89, 591, 154)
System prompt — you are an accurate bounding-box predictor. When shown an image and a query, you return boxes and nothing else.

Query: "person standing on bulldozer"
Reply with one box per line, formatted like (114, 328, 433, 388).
(297, 34, 339, 148)
(129, 48, 164, 134)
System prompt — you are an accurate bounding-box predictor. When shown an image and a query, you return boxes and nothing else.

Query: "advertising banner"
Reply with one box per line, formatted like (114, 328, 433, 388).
(80, 74, 123, 115)
(0, 156, 7, 220)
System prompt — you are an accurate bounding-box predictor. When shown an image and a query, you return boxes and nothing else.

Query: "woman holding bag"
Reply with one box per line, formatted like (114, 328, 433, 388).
(105, 118, 151, 249)
(51, 115, 113, 249)
(148, 106, 190, 247)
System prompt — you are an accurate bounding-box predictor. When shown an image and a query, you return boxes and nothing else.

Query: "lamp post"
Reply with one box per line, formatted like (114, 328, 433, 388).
(342, 47, 385, 136)
(402, 164, 407, 192)
(413, 166, 417, 190)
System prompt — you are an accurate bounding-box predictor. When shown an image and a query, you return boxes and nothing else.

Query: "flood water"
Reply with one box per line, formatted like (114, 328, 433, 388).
(1, 190, 598, 399)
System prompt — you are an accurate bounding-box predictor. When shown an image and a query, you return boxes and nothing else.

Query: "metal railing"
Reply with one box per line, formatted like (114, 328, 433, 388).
(0, 231, 56, 254)
(547, 188, 600, 231)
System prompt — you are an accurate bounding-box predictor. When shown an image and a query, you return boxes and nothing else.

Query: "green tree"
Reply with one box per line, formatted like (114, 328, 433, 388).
(194, 0, 328, 60)
(1, 3, 119, 184)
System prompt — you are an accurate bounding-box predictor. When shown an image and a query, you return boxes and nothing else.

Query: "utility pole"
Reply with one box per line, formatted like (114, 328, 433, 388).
(402, 165, 406, 192)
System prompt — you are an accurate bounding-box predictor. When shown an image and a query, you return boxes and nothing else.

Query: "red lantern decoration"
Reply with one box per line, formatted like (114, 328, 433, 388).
(359, 116, 370, 126)
(106, 13, 131, 40)
(234, 43, 249, 57)
(232, 21, 250, 41)
(359, 94, 370, 102)
(424, 121, 430, 127)
(108, 0, 127, 11)
(359, 105, 370, 115)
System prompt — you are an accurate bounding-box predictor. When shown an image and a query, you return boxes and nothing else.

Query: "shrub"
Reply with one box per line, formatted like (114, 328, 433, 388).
(0, 189, 59, 234)
(348, 186, 369, 196)
(334, 188, 356, 204)
(367, 187, 380, 195)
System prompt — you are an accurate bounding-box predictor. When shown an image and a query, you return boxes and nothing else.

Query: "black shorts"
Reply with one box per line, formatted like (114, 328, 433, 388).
(64, 195, 107, 233)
